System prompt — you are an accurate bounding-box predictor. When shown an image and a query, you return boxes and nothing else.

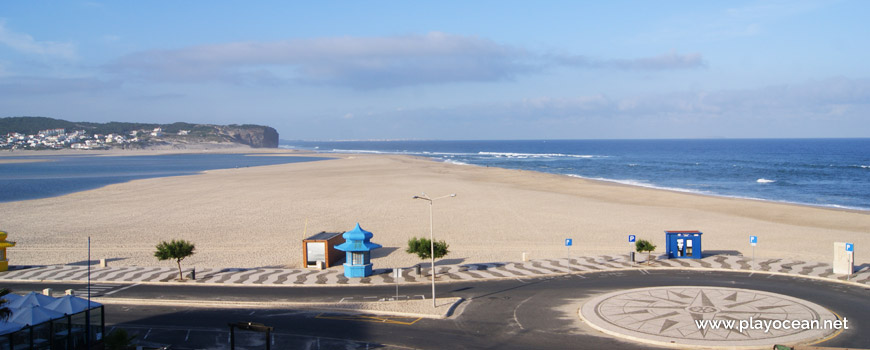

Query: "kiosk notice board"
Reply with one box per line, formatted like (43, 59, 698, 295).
(665, 230, 703, 259)
(303, 231, 345, 268)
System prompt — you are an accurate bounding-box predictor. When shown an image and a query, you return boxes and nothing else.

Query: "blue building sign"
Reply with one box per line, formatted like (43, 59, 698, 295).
(665, 230, 703, 259)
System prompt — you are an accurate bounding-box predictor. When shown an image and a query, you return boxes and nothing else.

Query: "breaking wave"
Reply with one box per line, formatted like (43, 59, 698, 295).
(478, 152, 604, 159)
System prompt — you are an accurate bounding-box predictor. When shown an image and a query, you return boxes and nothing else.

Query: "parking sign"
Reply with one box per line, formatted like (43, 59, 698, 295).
(565, 238, 572, 247)
(628, 235, 636, 243)
(846, 243, 853, 252)
(750, 236, 758, 246)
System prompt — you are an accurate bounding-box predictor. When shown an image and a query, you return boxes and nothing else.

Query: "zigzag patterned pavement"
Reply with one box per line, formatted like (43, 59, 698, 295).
(1, 254, 868, 287)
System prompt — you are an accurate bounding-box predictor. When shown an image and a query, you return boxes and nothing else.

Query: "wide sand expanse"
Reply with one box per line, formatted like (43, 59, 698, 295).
(2, 151, 868, 270)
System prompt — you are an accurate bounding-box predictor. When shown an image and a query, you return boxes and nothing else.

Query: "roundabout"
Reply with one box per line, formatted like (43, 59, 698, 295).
(580, 286, 842, 348)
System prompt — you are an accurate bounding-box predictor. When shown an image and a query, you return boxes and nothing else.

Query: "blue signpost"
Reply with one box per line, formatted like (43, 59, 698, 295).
(565, 238, 572, 259)
(750, 235, 758, 268)
(846, 243, 854, 280)
(628, 235, 636, 264)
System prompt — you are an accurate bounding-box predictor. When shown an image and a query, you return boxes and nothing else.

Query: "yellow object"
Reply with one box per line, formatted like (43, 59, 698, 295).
(0, 231, 16, 272)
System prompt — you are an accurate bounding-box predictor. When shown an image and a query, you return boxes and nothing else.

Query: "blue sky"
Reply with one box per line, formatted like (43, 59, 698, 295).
(1, 1, 868, 140)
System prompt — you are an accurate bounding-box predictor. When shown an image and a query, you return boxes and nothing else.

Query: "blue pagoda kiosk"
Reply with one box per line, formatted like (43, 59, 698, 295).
(335, 223, 382, 278)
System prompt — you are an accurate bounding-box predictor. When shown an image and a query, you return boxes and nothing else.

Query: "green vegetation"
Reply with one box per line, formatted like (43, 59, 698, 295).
(635, 239, 657, 265)
(0, 117, 79, 135)
(0, 116, 270, 136)
(154, 239, 196, 281)
(104, 328, 137, 350)
(406, 237, 449, 260)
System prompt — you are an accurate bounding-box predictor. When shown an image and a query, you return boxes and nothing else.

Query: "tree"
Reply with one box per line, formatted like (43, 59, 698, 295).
(406, 237, 449, 261)
(0, 288, 13, 321)
(635, 239, 657, 265)
(154, 239, 195, 281)
(104, 328, 137, 350)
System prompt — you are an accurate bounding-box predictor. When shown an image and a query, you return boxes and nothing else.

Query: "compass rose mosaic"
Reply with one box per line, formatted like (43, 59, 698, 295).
(579, 286, 840, 347)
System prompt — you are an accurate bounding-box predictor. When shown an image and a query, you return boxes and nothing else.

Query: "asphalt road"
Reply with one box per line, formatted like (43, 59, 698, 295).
(5, 269, 869, 349)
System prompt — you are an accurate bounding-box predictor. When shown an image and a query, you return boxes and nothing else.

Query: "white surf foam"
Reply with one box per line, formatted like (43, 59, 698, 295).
(443, 159, 470, 166)
(566, 175, 710, 196)
(756, 178, 776, 183)
(478, 152, 603, 159)
(566, 174, 868, 211)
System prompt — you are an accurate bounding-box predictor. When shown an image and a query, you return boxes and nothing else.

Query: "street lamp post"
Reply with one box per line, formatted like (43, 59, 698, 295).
(412, 193, 456, 307)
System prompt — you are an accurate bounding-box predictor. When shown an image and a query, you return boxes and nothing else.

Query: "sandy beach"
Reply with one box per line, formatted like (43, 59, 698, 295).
(1, 150, 868, 270)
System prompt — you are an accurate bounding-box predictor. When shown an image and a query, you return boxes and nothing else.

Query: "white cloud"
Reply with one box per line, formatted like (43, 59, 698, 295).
(0, 21, 76, 59)
(106, 32, 705, 89)
(555, 51, 706, 70)
(335, 77, 870, 139)
(0, 76, 118, 95)
(107, 32, 535, 88)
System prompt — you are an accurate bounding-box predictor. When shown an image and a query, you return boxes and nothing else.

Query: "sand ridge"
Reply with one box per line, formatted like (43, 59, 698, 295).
(1, 152, 867, 270)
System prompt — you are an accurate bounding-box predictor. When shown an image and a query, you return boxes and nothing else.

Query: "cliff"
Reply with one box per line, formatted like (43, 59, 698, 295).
(217, 125, 279, 148)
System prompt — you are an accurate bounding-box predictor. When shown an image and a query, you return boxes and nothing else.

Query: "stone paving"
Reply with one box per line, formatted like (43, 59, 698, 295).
(579, 286, 841, 348)
(1, 254, 868, 286)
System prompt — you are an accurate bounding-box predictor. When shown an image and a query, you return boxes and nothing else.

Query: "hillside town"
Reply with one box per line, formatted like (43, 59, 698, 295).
(1, 127, 176, 150)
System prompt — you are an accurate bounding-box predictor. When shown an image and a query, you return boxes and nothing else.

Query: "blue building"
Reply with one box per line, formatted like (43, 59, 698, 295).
(665, 230, 703, 259)
(334, 223, 382, 278)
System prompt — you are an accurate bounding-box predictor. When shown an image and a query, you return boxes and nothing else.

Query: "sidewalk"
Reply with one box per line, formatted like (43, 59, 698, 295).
(1, 254, 868, 287)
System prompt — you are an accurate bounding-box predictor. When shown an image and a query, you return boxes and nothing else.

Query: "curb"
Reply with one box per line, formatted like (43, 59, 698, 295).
(94, 297, 465, 320)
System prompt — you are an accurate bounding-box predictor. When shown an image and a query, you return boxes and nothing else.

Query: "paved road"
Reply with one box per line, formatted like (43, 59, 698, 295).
(5, 270, 868, 349)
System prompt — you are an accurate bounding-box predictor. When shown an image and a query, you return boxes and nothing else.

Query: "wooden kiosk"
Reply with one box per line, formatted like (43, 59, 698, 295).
(302, 232, 344, 268)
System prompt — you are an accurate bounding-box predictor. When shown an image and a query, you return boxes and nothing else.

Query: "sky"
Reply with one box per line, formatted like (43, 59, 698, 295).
(1, 0, 869, 140)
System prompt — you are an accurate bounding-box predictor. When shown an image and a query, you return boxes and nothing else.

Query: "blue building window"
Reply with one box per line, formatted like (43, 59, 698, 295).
(352, 252, 365, 265)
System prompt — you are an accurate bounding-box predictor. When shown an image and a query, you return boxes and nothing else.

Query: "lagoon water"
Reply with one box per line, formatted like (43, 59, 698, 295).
(282, 139, 870, 211)
(0, 153, 326, 202)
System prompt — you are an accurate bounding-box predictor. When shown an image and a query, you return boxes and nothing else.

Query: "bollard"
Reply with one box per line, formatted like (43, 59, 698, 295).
(191, 267, 196, 280)
(100, 258, 107, 268)
(415, 264, 422, 276)
(42, 288, 53, 296)
(65, 289, 74, 296)
(522, 252, 528, 262)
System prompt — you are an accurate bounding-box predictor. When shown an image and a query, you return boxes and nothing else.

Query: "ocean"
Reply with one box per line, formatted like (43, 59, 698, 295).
(0, 153, 326, 202)
(280, 139, 870, 211)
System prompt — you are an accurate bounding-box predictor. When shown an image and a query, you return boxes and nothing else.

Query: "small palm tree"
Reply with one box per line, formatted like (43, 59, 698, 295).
(154, 240, 196, 281)
(0, 288, 13, 321)
(635, 239, 657, 266)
